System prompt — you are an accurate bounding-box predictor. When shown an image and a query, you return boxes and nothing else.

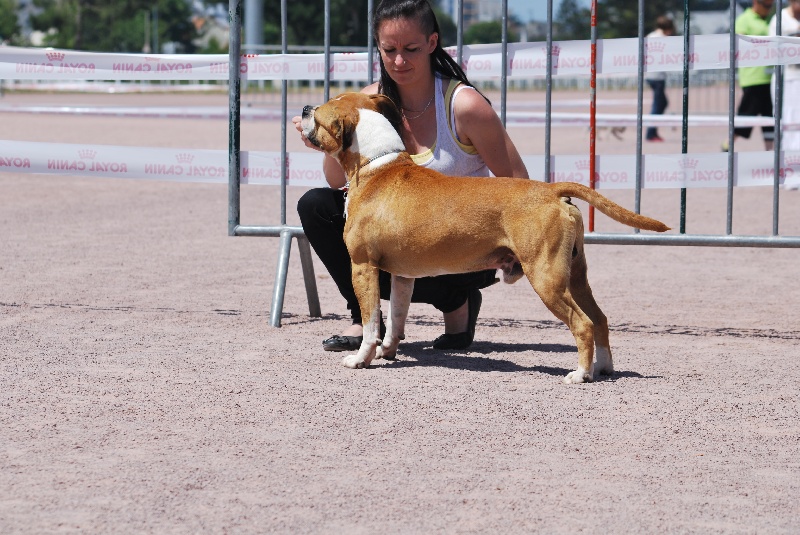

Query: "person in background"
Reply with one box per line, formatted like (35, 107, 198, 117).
(645, 15, 676, 142)
(293, 0, 529, 353)
(769, 0, 800, 189)
(725, 0, 776, 152)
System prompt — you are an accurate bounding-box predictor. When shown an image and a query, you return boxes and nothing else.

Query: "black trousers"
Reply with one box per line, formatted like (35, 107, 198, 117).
(297, 187, 497, 324)
(734, 83, 775, 141)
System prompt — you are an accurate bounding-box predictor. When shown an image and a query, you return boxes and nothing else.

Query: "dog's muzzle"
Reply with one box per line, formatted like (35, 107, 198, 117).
(300, 105, 320, 147)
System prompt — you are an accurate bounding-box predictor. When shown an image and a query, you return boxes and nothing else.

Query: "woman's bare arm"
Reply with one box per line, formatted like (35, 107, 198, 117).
(452, 88, 529, 179)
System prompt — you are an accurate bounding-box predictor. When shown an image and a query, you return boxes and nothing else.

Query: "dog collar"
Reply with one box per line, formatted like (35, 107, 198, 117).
(342, 151, 401, 220)
(366, 150, 402, 168)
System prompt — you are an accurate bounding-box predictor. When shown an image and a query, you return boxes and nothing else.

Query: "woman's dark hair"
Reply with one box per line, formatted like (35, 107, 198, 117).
(372, 0, 488, 111)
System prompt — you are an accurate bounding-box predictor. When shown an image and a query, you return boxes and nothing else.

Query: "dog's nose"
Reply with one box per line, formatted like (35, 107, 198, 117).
(302, 105, 313, 118)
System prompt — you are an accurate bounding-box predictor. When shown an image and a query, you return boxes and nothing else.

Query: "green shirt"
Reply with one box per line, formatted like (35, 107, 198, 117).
(735, 7, 773, 87)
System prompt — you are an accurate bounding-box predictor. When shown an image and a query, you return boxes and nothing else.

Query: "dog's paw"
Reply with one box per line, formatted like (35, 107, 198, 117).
(342, 354, 366, 369)
(563, 368, 593, 384)
(375, 344, 396, 361)
(595, 347, 614, 375)
(377, 349, 397, 361)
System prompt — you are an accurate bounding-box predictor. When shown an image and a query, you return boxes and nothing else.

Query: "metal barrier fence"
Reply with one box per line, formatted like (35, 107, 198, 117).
(224, 0, 800, 326)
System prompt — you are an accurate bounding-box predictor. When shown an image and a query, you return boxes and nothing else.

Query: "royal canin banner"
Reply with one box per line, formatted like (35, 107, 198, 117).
(2, 140, 799, 190)
(2, 35, 800, 81)
(524, 153, 800, 189)
(0, 140, 324, 186)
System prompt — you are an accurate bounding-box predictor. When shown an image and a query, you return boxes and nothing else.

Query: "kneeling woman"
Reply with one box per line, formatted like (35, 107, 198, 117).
(293, 0, 528, 352)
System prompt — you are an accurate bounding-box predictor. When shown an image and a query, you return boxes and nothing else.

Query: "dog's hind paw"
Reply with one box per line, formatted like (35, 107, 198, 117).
(376, 344, 398, 361)
(564, 368, 593, 384)
(342, 355, 366, 369)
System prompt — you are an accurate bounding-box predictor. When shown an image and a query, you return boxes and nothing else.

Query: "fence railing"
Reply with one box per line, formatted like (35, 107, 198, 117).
(2, 1, 799, 326)
(223, 0, 800, 325)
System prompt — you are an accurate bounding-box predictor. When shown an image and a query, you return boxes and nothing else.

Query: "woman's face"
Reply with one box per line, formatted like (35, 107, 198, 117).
(377, 17, 438, 85)
(791, 0, 800, 20)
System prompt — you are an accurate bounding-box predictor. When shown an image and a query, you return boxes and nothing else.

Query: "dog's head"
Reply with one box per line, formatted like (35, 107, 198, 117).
(301, 92, 405, 174)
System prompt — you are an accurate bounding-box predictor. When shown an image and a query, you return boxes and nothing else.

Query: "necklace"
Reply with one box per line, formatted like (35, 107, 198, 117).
(402, 94, 434, 120)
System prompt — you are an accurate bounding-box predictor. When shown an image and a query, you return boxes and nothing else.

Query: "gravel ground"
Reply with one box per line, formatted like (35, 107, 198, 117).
(1, 92, 799, 534)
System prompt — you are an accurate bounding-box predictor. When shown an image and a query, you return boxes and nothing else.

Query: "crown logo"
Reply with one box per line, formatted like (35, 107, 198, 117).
(785, 155, 800, 167)
(678, 158, 699, 170)
(273, 156, 291, 167)
(645, 41, 666, 53)
(78, 149, 96, 160)
(144, 56, 160, 62)
(750, 38, 770, 46)
(241, 53, 258, 58)
(575, 159, 590, 171)
(46, 51, 65, 62)
(176, 153, 194, 164)
(543, 44, 561, 58)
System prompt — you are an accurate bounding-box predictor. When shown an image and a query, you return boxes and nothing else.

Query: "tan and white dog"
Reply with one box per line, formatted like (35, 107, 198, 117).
(300, 92, 669, 383)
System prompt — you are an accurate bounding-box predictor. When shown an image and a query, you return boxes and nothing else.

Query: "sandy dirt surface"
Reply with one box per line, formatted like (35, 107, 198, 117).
(1, 92, 800, 533)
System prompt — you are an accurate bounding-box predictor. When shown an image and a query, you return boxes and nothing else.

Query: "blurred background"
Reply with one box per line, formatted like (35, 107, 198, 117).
(0, 0, 747, 52)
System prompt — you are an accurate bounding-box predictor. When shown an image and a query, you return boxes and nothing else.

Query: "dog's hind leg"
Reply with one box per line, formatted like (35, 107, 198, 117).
(533, 284, 595, 383)
(568, 207, 614, 376)
(376, 275, 413, 361)
(343, 262, 381, 369)
(569, 245, 614, 376)
(522, 250, 596, 384)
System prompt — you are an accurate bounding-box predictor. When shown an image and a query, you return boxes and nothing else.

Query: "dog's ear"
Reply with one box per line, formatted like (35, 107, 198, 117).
(340, 117, 354, 152)
(369, 93, 403, 134)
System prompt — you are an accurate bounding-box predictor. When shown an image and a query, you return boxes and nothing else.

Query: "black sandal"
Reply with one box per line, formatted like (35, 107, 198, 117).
(322, 319, 386, 352)
(322, 334, 362, 352)
(432, 288, 482, 350)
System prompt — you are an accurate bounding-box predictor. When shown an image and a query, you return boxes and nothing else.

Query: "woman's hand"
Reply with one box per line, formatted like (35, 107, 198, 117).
(291, 115, 323, 152)
(292, 114, 347, 188)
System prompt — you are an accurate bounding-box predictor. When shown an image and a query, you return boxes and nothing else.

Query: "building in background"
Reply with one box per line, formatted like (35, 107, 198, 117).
(440, 0, 506, 29)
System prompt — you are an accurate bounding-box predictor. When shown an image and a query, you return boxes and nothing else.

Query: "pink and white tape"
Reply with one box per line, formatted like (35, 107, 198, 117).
(2, 35, 800, 82)
(2, 140, 798, 189)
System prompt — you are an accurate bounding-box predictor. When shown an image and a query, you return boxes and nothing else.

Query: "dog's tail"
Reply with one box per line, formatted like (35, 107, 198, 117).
(552, 182, 671, 232)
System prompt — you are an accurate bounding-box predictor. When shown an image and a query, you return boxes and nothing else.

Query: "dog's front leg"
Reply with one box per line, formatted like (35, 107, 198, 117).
(342, 262, 381, 369)
(376, 275, 413, 360)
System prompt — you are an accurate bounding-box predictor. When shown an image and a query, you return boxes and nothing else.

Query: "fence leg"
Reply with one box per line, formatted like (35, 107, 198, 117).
(269, 229, 293, 327)
(296, 235, 321, 318)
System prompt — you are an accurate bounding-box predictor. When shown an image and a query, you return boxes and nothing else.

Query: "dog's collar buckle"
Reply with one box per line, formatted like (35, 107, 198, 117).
(341, 181, 351, 219)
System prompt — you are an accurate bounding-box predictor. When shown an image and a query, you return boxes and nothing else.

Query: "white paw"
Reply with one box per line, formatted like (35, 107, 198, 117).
(342, 354, 366, 369)
(376, 343, 397, 361)
(564, 367, 593, 384)
(595, 347, 614, 375)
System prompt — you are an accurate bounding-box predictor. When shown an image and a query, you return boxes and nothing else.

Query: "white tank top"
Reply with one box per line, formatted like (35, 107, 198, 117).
(409, 76, 490, 177)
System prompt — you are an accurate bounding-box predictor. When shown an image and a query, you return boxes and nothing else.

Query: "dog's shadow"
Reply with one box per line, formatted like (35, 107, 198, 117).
(385, 342, 646, 382)
(382, 340, 651, 380)
(291, 314, 655, 380)
(385, 340, 571, 375)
